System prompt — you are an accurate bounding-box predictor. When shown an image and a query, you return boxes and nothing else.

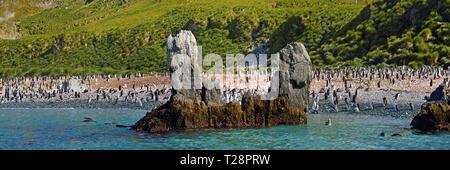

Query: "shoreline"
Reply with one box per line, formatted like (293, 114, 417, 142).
(1, 67, 448, 117)
(0, 89, 426, 118)
(0, 99, 166, 110)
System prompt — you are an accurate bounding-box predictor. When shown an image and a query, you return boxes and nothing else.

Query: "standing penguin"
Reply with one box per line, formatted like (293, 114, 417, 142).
(344, 97, 351, 111)
(355, 103, 360, 112)
(409, 103, 414, 111)
(382, 97, 387, 107)
(351, 90, 358, 106)
(393, 93, 400, 112)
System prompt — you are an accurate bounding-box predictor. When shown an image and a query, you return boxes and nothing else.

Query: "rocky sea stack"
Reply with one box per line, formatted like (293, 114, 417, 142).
(131, 30, 310, 133)
(411, 83, 450, 132)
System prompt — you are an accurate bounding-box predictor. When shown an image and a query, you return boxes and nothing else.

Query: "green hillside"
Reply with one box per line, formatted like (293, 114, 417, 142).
(0, 0, 365, 77)
(312, 0, 450, 68)
(2, 0, 448, 78)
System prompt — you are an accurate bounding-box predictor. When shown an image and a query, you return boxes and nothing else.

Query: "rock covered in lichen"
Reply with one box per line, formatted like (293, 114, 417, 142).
(410, 102, 449, 132)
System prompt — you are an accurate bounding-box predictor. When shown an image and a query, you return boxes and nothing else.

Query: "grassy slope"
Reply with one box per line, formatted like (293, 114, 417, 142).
(312, 0, 450, 68)
(0, 0, 366, 77)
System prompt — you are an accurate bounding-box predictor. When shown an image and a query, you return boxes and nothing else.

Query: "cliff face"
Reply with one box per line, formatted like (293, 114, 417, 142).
(131, 30, 310, 134)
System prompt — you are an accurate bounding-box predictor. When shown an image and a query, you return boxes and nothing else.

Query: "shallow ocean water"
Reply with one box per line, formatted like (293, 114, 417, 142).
(0, 108, 448, 150)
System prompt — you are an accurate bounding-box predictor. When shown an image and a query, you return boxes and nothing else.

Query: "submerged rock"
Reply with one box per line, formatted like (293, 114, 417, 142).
(410, 102, 449, 132)
(116, 124, 132, 128)
(391, 133, 404, 137)
(83, 117, 94, 122)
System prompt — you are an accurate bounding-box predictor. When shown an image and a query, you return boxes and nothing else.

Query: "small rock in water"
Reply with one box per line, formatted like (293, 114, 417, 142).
(116, 124, 131, 128)
(325, 118, 331, 126)
(83, 117, 94, 122)
(391, 133, 404, 137)
(380, 132, 386, 137)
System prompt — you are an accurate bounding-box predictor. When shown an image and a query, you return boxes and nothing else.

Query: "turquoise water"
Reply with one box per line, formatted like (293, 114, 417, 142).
(0, 108, 448, 150)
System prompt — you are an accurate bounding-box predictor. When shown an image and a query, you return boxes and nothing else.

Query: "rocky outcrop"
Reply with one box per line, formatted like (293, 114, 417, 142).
(166, 30, 204, 104)
(427, 83, 449, 104)
(278, 42, 312, 109)
(131, 30, 310, 134)
(0, 21, 20, 40)
(411, 102, 449, 132)
(166, 30, 223, 106)
(411, 83, 450, 132)
(68, 79, 88, 93)
(132, 96, 307, 133)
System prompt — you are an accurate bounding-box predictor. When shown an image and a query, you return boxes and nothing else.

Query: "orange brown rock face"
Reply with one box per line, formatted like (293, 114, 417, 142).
(131, 97, 307, 134)
(411, 102, 449, 132)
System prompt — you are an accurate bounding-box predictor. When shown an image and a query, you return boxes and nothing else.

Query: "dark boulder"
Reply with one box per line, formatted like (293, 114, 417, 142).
(410, 102, 449, 132)
(391, 133, 404, 137)
(83, 117, 94, 122)
(116, 124, 132, 128)
(427, 83, 449, 104)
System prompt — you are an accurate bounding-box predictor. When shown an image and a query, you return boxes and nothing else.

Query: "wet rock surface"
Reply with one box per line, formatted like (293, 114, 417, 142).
(411, 101, 449, 132)
(411, 83, 450, 132)
(131, 96, 307, 133)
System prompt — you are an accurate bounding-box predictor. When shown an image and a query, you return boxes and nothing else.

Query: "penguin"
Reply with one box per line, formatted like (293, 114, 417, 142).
(394, 93, 400, 100)
(325, 118, 331, 126)
(351, 90, 358, 104)
(355, 103, 360, 112)
(393, 100, 399, 112)
(344, 97, 351, 111)
(369, 101, 374, 110)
